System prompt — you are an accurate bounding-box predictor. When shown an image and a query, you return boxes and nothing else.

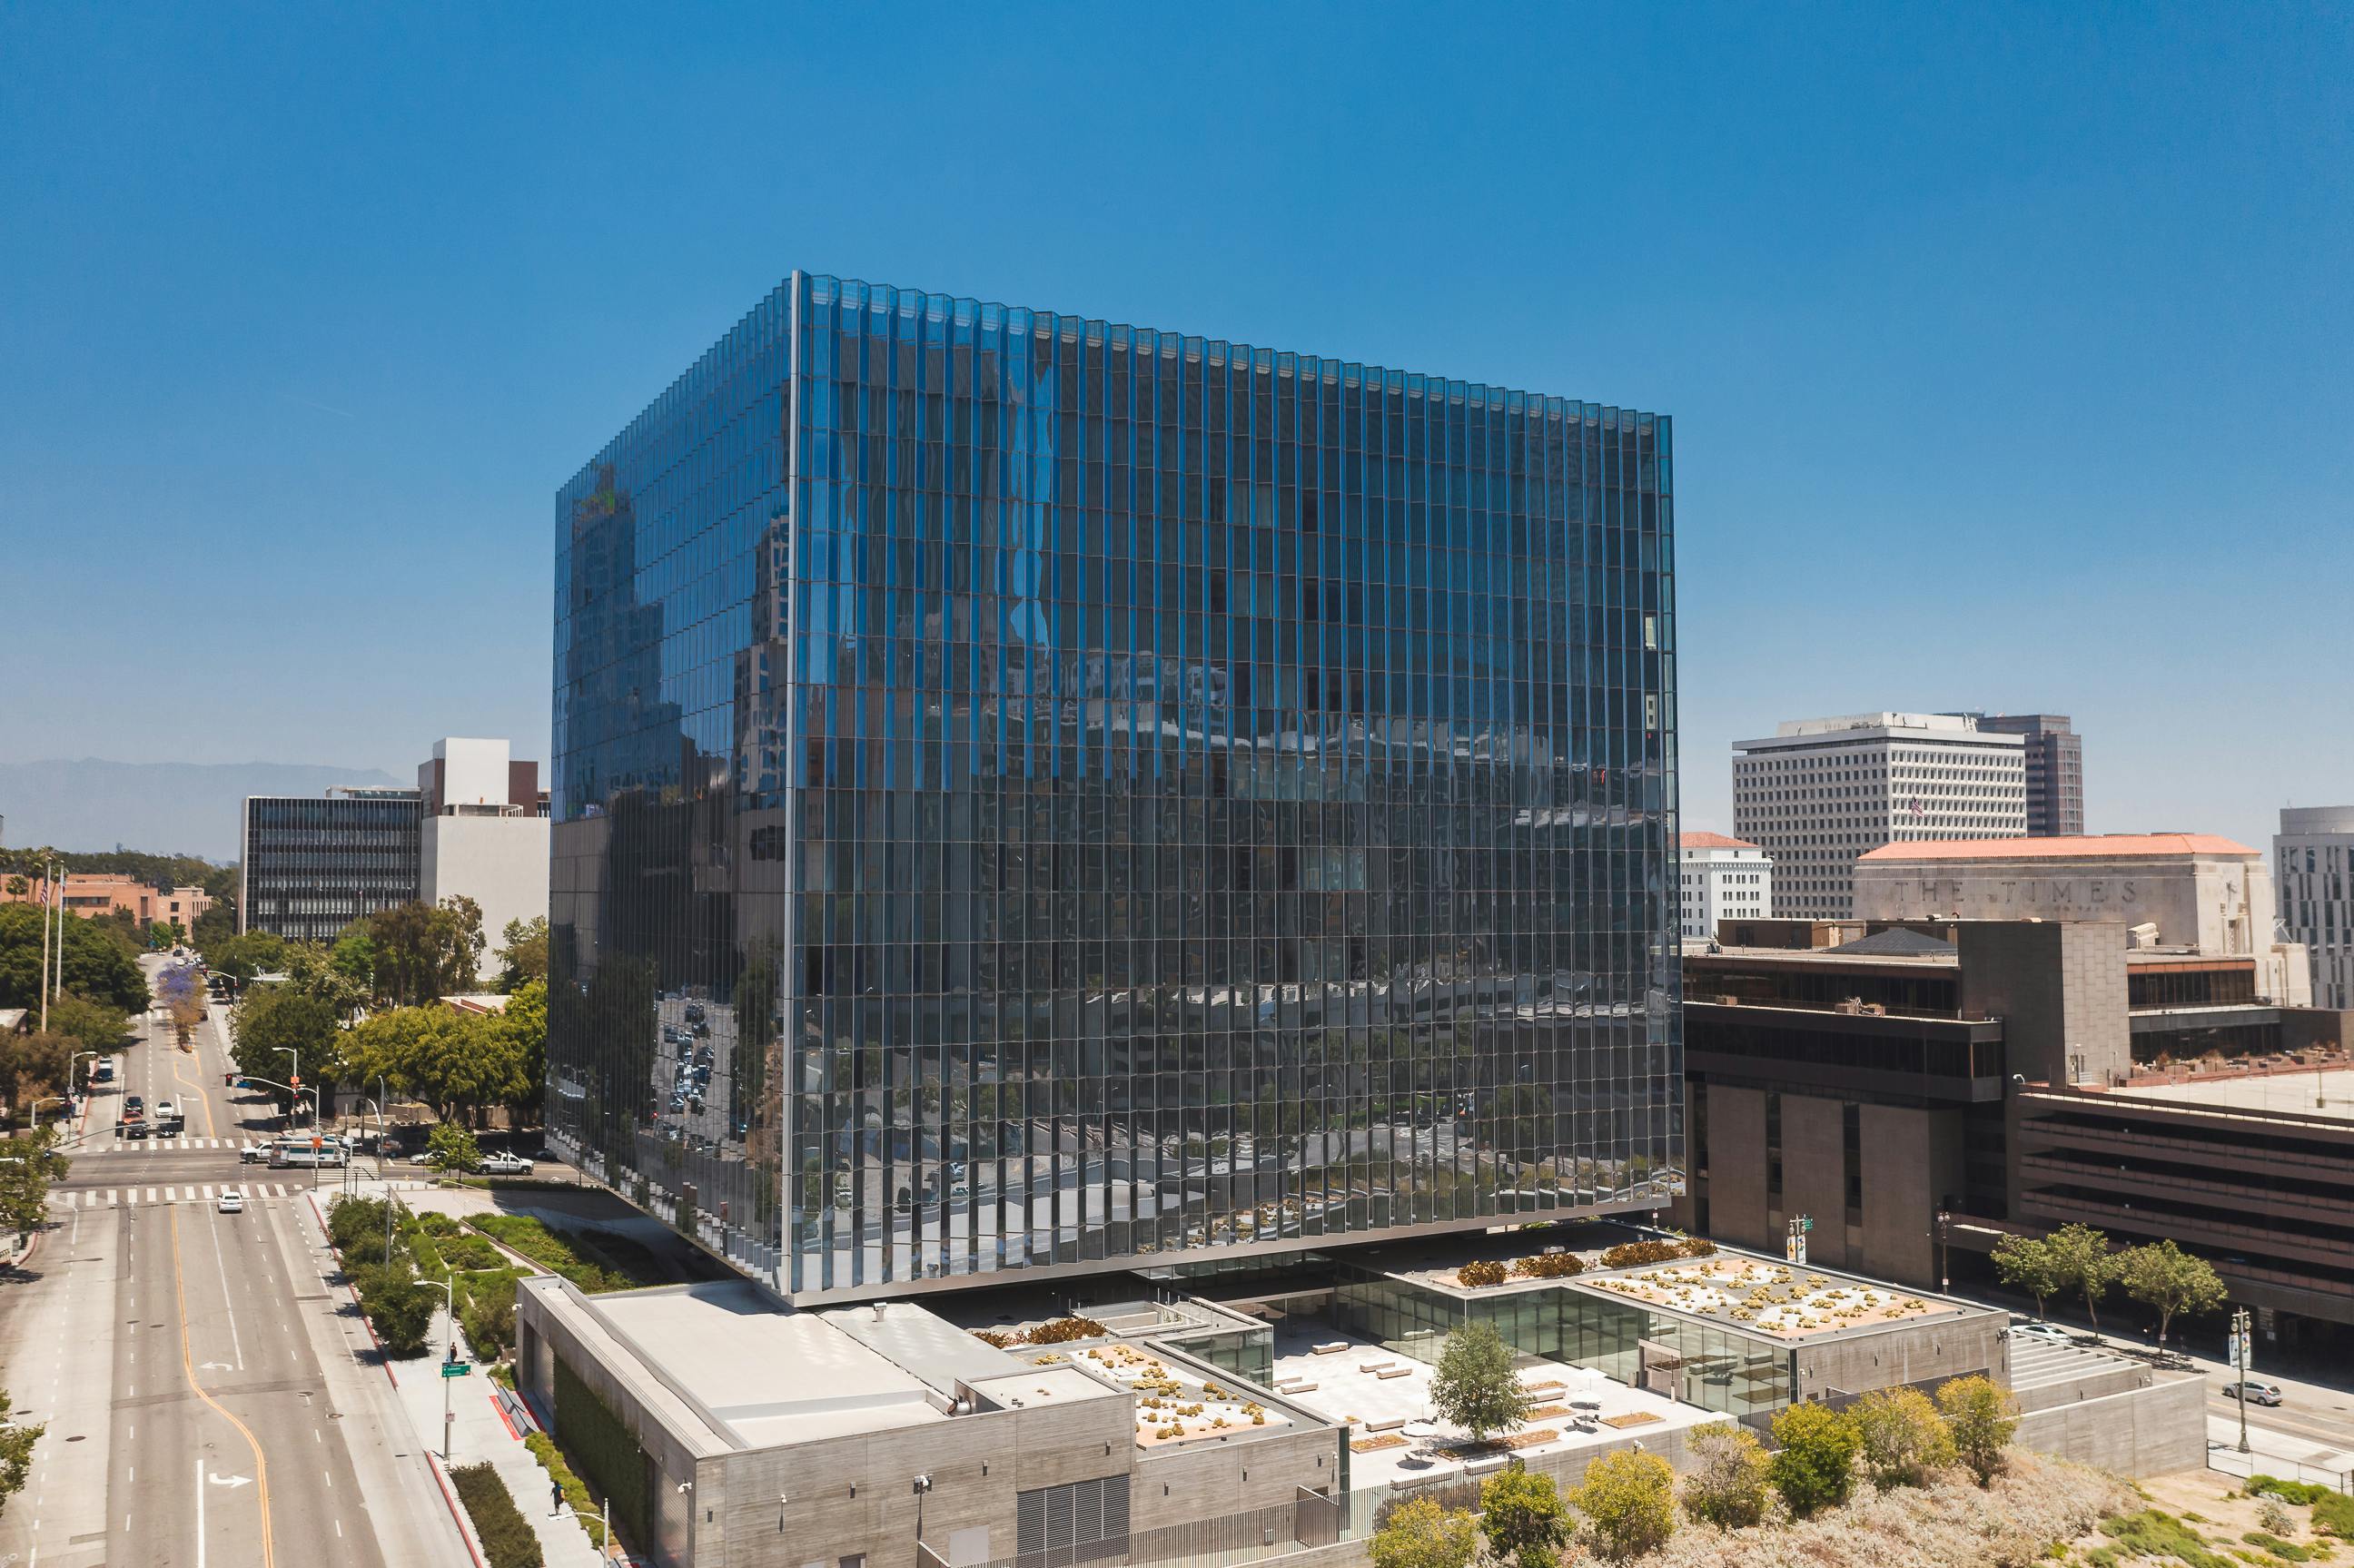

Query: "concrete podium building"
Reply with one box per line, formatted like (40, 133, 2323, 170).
(548, 271, 1682, 1305)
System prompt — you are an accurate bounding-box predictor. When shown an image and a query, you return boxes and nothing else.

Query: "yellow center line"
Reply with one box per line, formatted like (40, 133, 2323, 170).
(171, 1205, 272, 1568)
(171, 1054, 221, 1139)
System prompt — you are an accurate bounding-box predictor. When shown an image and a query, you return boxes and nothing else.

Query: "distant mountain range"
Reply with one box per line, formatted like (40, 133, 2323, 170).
(0, 758, 406, 863)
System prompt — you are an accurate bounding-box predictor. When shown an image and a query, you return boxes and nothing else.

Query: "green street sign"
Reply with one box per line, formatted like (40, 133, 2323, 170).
(442, 1362, 473, 1378)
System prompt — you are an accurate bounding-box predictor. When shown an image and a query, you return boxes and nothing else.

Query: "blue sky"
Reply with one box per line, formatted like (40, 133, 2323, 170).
(2, 3, 2347, 853)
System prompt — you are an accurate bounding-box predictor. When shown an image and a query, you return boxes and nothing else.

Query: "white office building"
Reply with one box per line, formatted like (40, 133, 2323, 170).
(417, 737, 549, 981)
(2278, 805, 2354, 1010)
(1678, 832, 1771, 941)
(1733, 712, 2026, 919)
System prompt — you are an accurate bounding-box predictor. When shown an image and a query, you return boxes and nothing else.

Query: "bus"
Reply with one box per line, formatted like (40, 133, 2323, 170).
(269, 1135, 349, 1169)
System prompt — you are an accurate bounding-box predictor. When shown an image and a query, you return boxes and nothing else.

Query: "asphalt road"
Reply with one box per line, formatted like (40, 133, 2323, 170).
(1, 955, 464, 1568)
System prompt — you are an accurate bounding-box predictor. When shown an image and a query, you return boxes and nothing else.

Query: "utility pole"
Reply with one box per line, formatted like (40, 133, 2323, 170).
(52, 868, 67, 1014)
(2230, 1306, 2252, 1455)
(38, 860, 53, 1035)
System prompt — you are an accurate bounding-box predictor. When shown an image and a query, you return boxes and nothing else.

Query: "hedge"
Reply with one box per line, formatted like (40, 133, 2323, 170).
(449, 1462, 545, 1568)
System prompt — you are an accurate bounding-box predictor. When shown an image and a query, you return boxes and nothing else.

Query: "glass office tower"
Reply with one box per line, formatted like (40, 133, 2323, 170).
(550, 272, 1680, 1302)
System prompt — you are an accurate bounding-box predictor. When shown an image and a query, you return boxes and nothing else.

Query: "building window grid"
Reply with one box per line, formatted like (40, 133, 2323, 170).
(548, 274, 1681, 1297)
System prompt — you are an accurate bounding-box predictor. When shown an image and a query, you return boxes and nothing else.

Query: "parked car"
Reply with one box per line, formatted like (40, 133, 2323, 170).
(217, 1190, 245, 1214)
(409, 1149, 437, 1166)
(478, 1153, 535, 1176)
(2221, 1381, 2284, 1407)
(2011, 1322, 2072, 1346)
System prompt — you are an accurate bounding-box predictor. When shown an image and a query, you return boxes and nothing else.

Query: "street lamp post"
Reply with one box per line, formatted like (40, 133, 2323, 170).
(429, 1275, 458, 1459)
(574, 1499, 611, 1560)
(27, 1098, 65, 1136)
(1935, 1208, 1952, 1294)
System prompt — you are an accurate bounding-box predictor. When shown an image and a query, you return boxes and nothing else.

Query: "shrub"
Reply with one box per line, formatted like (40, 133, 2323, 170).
(1457, 1259, 1508, 1288)
(2098, 1510, 2231, 1568)
(1675, 1237, 1716, 1258)
(1479, 1465, 1569, 1568)
(1935, 1375, 2019, 1486)
(2257, 1497, 2297, 1536)
(2245, 1530, 2316, 1562)
(438, 1233, 506, 1272)
(2315, 1489, 2354, 1538)
(1851, 1387, 1954, 1488)
(1570, 1447, 1678, 1561)
(418, 1210, 463, 1238)
(1768, 1401, 1860, 1517)
(1678, 1423, 1771, 1529)
(1022, 1316, 1109, 1345)
(525, 1430, 593, 1516)
(1600, 1240, 1681, 1270)
(2249, 1476, 2334, 1506)
(462, 1272, 519, 1358)
(449, 1462, 545, 1568)
(971, 1329, 1016, 1348)
(1370, 1495, 1478, 1568)
(1511, 1252, 1586, 1280)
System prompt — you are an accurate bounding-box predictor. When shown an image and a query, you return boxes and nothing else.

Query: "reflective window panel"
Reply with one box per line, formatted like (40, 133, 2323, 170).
(549, 272, 1682, 1303)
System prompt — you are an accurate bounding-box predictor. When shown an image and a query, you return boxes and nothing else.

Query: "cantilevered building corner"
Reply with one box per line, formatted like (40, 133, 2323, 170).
(548, 271, 1681, 1303)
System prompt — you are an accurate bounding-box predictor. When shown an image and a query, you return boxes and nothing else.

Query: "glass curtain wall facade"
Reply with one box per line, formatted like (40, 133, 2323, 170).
(550, 271, 1680, 1302)
(240, 792, 423, 943)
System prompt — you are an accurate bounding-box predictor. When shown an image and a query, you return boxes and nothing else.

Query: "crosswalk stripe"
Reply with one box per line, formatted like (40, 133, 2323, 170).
(146, 1188, 158, 1204)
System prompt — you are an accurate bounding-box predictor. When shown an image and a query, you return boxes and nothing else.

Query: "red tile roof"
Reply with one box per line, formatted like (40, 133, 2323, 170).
(1679, 831, 1761, 851)
(1858, 833, 2258, 863)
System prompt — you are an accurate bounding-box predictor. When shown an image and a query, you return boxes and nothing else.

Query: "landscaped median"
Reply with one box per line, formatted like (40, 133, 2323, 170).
(468, 1213, 666, 1294)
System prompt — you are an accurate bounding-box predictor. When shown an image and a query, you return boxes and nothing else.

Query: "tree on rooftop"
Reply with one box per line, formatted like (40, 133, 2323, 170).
(1428, 1321, 1529, 1447)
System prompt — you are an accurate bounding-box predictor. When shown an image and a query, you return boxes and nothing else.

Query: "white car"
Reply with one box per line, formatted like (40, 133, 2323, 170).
(2011, 1322, 2072, 1345)
(478, 1153, 535, 1176)
(217, 1190, 245, 1214)
(239, 1141, 267, 1164)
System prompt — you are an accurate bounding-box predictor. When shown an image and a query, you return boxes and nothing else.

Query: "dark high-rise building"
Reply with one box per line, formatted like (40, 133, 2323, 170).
(238, 786, 422, 943)
(549, 271, 1682, 1303)
(1963, 714, 2082, 836)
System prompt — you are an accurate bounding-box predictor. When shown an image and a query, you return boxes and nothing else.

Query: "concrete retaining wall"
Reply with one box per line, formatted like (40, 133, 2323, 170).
(2014, 1373, 2207, 1478)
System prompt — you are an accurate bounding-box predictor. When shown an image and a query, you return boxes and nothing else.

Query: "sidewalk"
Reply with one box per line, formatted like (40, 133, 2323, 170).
(387, 1304, 621, 1566)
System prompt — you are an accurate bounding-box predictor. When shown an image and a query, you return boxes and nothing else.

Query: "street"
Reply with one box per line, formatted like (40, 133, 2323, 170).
(0, 955, 468, 1568)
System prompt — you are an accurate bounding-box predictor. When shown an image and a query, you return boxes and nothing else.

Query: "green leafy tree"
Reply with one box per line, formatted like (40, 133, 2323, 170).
(231, 984, 344, 1114)
(1991, 1231, 2067, 1320)
(1768, 1401, 1860, 1517)
(367, 898, 486, 1005)
(0, 1126, 72, 1241)
(1480, 1465, 1570, 1568)
(330, 926, 379, 993)
(428, 1120, 481, 1173)
(2045, 1223, 2117, 1330)
(1570, 1447, 1678, 1561)
(1369, 1496, 1478, 1568)
(495, 916, 549, 992)
(351, 1264, 438, 1357)
(0, 1386, 44, 1518)
(45, 993, 133, 1060)
(495, 981, 548, 1127)
(0, 1030, 75, 1126)
(0, 902, 148, 1011)
(1850, 1386, 1954, 1488)
(1428, 1321, 1530, 1446)
(2117, 1240, 2226, 1347)
(203, 929, 287, 984)
(1678, 1423, 1772, 1529)
(1936, 1376, 2019, 1485)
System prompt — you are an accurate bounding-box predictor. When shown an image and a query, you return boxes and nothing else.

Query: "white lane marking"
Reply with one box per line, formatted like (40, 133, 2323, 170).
(335, 1519, 342, 1538)
(195, 1456, 205, 1568)
(204, 1210, 245, 1372)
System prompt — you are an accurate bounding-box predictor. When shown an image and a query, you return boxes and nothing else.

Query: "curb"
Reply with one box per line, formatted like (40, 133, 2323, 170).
(309, 1189, 398, 1386)
(429, 1453, 491, 1568)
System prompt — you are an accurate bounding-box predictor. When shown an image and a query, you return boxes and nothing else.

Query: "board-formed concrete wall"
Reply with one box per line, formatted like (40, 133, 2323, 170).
(2014, 1374, 2207, 1478)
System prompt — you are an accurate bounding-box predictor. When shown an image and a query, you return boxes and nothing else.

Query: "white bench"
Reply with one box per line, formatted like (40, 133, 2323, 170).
(1376, 1367, 1413, 1381)
(1311, 1341, 1350, 1355)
